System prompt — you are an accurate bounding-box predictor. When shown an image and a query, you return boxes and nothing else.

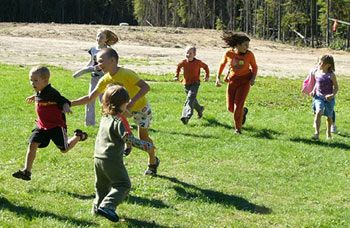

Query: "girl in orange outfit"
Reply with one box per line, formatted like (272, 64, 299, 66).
(216, 32, 258, 134)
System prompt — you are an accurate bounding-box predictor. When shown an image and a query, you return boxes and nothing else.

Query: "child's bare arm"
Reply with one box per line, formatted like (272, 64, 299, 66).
(326, 74, 339, 100)
(25, 95, 35, 103)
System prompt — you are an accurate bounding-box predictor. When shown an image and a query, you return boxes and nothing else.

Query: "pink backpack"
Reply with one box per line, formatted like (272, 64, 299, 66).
(302, 68, 316, 95)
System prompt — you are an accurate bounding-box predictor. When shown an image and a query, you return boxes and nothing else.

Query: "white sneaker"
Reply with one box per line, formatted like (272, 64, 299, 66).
(331, 125, 337, 133)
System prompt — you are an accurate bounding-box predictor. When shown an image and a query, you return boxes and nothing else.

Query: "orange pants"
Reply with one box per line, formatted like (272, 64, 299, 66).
(226, 74, 251, 130)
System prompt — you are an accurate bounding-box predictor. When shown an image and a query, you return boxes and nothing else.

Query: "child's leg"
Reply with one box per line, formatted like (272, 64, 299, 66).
(314, 111, 322, 137)
(23, 142, 40, 172)
(51, 127, 87, 153)
(182, 83, 200, 119)
(233, 83, 250, 131)
(98, 159, 131, 210)
(85, 77, 99, 126)
(94, 159, 112, 209)
(326, 116, 332, 139)
(138, 127, 156, 164)
(332, 110, 336, 124)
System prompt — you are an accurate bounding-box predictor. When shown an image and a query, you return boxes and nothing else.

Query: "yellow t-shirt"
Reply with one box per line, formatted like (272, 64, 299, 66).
(96, 68, 148, 112)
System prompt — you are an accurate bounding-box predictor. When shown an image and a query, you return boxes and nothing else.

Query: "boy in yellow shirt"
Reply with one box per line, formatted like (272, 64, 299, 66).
(71, 48, 159, 175)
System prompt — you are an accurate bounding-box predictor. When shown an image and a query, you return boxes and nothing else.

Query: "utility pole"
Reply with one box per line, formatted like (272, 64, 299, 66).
(326, 0, 330, 46)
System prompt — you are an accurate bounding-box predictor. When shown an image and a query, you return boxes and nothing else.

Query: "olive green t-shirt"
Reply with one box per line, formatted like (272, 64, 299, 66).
(94, 115, 126, 160)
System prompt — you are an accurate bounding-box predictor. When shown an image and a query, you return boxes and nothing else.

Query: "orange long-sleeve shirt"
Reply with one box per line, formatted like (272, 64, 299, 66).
(217, 49, 257, 79)
(176, 58, 210, 85)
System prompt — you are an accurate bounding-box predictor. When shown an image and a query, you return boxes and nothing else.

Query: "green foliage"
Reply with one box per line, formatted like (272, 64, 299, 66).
(1, 64, 350, 226)
(215, 17, 225, 30)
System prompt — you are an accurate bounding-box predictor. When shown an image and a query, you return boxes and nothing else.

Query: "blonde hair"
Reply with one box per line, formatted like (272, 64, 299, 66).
(98, 28, 119, 46)
(102, 84, 130, 116)
(29, 66, 50, 79)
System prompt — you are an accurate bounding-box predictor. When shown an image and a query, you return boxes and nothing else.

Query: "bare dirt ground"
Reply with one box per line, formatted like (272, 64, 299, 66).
(0, 22, 349, 78)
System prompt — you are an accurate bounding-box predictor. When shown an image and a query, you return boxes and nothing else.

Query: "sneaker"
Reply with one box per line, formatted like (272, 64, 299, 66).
(331, 124, 337, 133)
(12, 169, 31, 181)
(74, 129, 88, 141)
(97, 207, 119, 222)
(197, 106, 204, 119)
(180, 117, 189, 125)
(242, 107, 248, 125)
(144, 157, 160, 176)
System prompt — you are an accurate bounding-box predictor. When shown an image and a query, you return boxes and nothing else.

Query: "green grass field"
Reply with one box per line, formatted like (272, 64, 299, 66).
(0, 64, 349, 227)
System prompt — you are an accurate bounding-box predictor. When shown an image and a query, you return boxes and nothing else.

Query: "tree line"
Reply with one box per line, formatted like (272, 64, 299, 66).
(1, 0, 349, 49)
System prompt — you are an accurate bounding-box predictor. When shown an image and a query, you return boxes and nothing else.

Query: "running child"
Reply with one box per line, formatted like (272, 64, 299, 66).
(12, 66, 88, 181)
(310, 54, 338, 140)
(216, 32, 257, 134)
(73, 28, 119, 126)
(71, 48, 160, 176)
(174, 46, 209, 124)
(93, 85, 153, 222)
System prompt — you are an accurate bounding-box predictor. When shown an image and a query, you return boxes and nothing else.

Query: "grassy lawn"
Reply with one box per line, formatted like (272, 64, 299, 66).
(0, 64, 349, 227)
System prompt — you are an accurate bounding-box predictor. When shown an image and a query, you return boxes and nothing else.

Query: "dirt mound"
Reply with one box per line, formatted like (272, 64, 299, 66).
(1, 22, 349, 77)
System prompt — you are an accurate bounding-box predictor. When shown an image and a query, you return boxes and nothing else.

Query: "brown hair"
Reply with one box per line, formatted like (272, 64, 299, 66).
(102, 84, 130, 116)
(320, 54, 335, 72)
(221, 31, 250, 48)
(98, 28, 119, 46)
(29, 66, 50, 80)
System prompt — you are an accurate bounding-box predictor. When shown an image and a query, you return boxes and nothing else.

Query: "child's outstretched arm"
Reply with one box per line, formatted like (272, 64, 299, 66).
(122, 134, 153, 153)
(72, 66, 94, 78)
(201, 61, 210, 81)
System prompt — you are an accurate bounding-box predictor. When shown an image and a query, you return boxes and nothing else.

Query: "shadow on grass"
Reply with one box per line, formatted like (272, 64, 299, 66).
(243, 126, 282, 139)
(124, 217, 169, 228)
(126, 195, 171, 209)
(202, 117, 232, 129)
(149, 128, 219, 139)
(157, 175, 272, 215)
(29, 188, 170, 209)
(0, 196, 96, 226)
(290, 137, 350, 150)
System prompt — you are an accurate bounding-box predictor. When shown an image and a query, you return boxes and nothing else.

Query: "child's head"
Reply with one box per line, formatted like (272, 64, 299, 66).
(29, 66, 50, 92)
(96, 28, 119, 47)
(102, 84, 130, 116)
(96, 48, 119, 73)
(319, 54, 335, 73)
(222, 31, 250, 53)
(185, 46, 196, 61)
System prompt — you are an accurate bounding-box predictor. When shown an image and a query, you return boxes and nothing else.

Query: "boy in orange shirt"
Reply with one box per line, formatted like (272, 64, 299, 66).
(216, 32, 257, 134)
(174, 46, 209, 124)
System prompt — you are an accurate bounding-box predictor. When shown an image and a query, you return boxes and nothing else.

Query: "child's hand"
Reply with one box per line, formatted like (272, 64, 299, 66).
(25, 95, 35, 103)
(173, 76, 179, 81)
(62, 103, 72, 114)
(325, 94, 334, 101)
(215, 78, 222, 87)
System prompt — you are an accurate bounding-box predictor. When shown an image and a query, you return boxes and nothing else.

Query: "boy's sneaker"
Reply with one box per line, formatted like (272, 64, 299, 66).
(74, 129, 88, 141)
(144, 157, 160, 176)
(97, 207, 119, 222)
(180, 117, 189, 125)
(12, 169, 31, 181)
(197, 106, 205, 119)
(242, 107, 248, 125)
(331, 124, 337, 133)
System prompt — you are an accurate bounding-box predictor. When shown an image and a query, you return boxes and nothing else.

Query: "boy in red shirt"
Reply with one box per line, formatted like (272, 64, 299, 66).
(174, 46, 209, 124)
(12, 66, 88, 181)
